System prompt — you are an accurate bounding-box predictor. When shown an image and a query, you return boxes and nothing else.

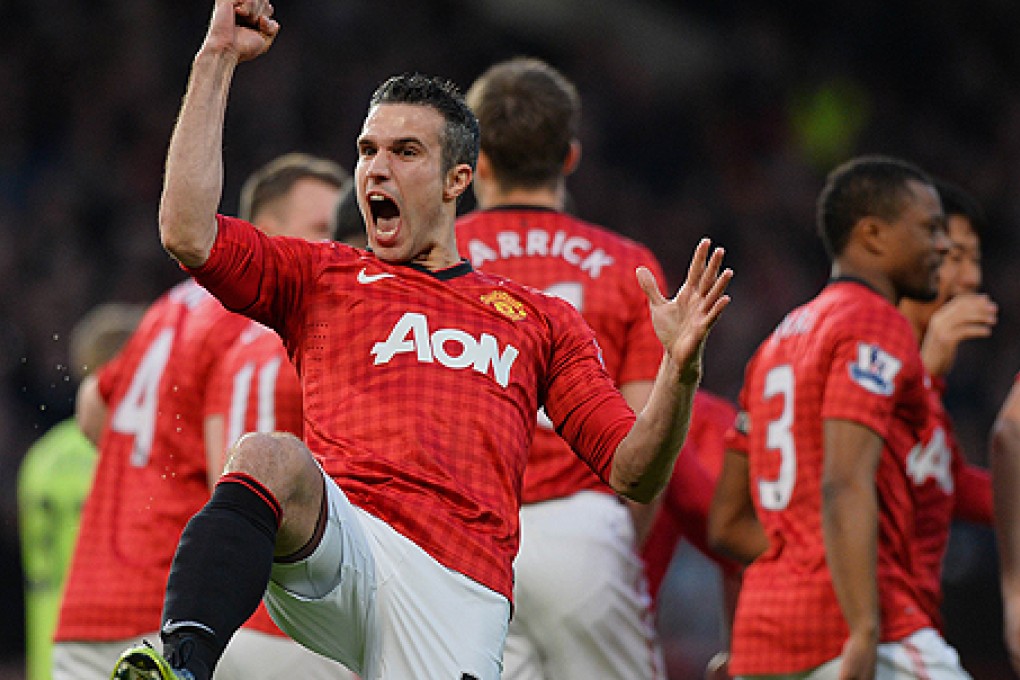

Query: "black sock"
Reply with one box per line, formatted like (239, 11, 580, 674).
(160, 473, 282, 679)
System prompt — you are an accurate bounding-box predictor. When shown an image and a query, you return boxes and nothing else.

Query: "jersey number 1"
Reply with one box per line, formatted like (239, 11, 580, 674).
(227, 357, 282, 446)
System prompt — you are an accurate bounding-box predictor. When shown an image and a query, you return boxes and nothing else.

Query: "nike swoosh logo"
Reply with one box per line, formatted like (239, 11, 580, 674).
(357, 268, 395, 284)
(161, 619, 216, 637)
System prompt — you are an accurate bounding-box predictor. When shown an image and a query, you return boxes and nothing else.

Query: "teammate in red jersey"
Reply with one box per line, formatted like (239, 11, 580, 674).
(709, 179, 996, 679)
(455, 56, 667, 679)
(55, 153, 347, 680)
(110, 3, 732, 679)
(709, 156, 960, 680)
(993, 372, 1020, 675)
(55, 280, 249, 680)
(898, 180, 996, 631)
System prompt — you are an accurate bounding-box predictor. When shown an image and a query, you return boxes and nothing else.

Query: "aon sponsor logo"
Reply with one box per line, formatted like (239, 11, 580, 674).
(371, 312, 520, 387)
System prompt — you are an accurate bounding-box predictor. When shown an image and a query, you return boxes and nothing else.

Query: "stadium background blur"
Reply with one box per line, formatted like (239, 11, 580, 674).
(3, 1, 1019, 677)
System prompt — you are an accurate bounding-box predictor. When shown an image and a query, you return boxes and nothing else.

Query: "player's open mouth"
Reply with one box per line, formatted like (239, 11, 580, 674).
(369, 194, 400, 223)
(368, 193, 401, 242)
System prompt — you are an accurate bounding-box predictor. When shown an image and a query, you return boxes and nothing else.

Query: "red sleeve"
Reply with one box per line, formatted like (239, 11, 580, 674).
(543, 299, 635, 483)
(664, 445, 743, 577)
(953, 456, 993, 525)
(821, 314, 919, 438)
(186, 215, 317, 338)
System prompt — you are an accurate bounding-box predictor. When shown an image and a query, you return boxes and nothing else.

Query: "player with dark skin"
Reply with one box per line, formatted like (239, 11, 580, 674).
(709, 157, 950, 680)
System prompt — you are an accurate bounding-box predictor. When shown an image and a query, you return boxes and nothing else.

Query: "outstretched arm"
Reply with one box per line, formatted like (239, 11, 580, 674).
(610, 239, 732, 502)
(992, 376, 1020, 674)
(159, 0, 279, 267)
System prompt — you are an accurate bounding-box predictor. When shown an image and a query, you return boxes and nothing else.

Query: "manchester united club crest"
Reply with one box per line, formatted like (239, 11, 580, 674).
(481, 290, 527, 321)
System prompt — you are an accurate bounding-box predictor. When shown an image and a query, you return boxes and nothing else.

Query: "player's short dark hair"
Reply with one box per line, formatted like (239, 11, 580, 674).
(934, 179, 986, 237)
(369, 73, 480, 174)
(816, 155, 934, 258)
(239, 153, 349, 222)
(466, 57, 580, 190)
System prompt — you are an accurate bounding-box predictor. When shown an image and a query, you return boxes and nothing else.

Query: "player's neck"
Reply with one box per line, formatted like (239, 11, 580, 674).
(477, 184, 564, 211)
(830, 262, 898, 304)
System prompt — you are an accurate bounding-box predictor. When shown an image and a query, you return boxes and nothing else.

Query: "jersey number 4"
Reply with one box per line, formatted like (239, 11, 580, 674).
(906, 426, 954, 493)
(110, 328, 174, 467)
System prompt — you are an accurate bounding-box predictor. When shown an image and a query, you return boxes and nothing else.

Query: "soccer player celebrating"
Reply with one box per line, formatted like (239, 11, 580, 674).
(109, 1, 732, 679)
(709, 156, 965, 680)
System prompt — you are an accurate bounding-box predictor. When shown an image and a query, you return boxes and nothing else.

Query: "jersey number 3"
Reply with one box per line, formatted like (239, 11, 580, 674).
(758, 364, 796, 510)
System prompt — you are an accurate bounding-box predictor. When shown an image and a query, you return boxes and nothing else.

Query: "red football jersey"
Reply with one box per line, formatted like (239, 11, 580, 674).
(187, 215, 637, 600)
(204, 319, 304, 637)
(729, 279, 933, 675)
(640, 390, 742, 601)
(455, 207, 665, 502)
(205, 320, 304, 464)
(56, 281, 249, 641)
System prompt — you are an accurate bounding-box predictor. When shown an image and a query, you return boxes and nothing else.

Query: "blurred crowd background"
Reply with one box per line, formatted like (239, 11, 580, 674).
(3, 0, 1019, 677)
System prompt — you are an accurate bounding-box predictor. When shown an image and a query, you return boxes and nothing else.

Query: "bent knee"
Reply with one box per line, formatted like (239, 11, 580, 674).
(223, 432, 319, 495)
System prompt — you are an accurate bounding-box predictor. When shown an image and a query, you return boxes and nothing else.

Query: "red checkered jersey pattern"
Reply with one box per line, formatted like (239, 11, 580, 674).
(910, 375, 992, 631)
(641, 390, 742, 601)
(187, 215, 637, 600)
(204, 319, 303, 637)
(56, 281, 249, 641)
(729, 280, 932, 675)
(205, 320, 303, 463)
(455, 207, 665, 502)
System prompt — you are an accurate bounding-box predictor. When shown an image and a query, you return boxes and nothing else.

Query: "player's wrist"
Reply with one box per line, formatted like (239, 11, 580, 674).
(847, 618, 880, 644)
(670, 344, 704, 385)
(193, 44, 242, 71)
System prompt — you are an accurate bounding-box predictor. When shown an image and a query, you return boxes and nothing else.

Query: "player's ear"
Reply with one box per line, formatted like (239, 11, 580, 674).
(855, 216, 886, 256)
(562, 140, 581, 177)
(443, 163, 473, 202)
(563, 140, 579, 178)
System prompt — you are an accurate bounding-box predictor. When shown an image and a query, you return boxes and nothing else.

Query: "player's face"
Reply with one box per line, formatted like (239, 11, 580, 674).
(355, 103, 461, 266)
(934, 215, 982, 304)
(887, 179, 949, 303)
(272, 178, 341, 241)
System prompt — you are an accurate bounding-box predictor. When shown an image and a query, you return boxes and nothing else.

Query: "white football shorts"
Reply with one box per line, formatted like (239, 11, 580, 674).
(264, 465, 511, 680)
